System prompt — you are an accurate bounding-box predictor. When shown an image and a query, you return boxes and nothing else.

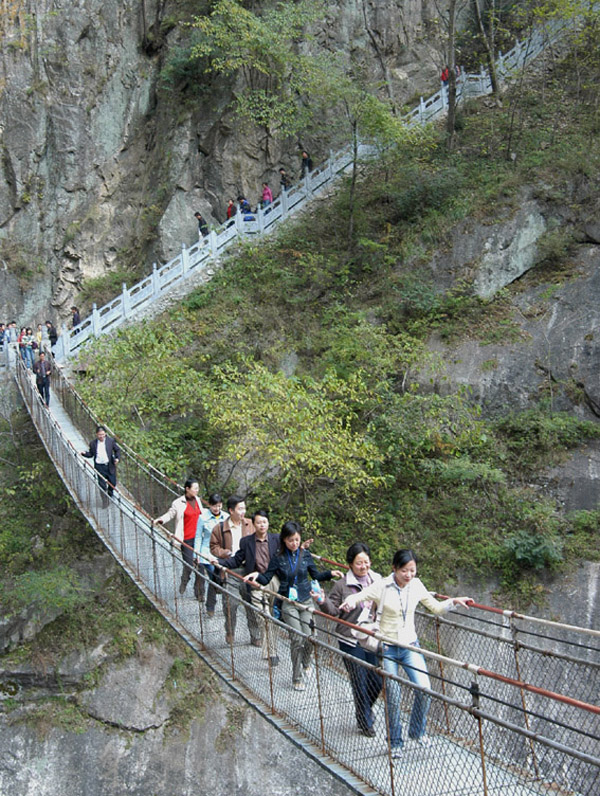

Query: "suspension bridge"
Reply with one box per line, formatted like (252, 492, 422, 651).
(3, 14, 599, 794)
(11, 357, 600, 796)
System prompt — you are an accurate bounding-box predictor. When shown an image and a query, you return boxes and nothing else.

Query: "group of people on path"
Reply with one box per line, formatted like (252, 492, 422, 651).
(155, 480, 472, 756)
(2, 320, 56, 406)
(195, 151, 314, 239)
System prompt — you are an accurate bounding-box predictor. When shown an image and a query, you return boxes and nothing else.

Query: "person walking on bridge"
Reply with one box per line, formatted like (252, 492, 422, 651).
(340, 549, 472, 757)
(312, 542, 383, 736)
(81, 425, 120, 501)
(245, 521, 342, 692)
(210, 495, 254, 644)
(193, 492, 229, 614)
(218, 510, 280, 662)
(155, 478, 204, 598)
(32, 351, 52, 407)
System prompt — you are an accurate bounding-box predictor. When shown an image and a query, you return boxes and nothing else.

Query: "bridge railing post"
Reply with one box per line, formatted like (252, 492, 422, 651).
(509, 617, 541, 778)
(311, 626, 326, 755)
(181, 243, 189, 277)
(151, 263, 159, 296)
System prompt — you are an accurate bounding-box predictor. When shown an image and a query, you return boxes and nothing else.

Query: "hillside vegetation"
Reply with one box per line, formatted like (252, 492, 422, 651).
(72, 31, 600, 604)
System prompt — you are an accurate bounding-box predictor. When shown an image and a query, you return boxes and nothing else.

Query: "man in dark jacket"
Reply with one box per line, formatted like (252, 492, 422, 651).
(45, 320, 58, 347)
(194, 211, 209, 239)
(81, 425, 121, 499)
(218, 510, 280, 661)
(32, 351, 52, 407)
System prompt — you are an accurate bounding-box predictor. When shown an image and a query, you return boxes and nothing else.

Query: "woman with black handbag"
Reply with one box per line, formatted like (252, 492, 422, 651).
(312, 542, 383, 737)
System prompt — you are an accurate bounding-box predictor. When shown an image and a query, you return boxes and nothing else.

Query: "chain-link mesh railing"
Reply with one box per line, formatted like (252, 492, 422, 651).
(16, 361, 600, 796)
(51, 360, 180, 518)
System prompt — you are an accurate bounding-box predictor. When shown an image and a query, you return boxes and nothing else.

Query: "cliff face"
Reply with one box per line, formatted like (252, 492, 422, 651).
(0, 632, 357, 796)
(0, 0, 444, 325)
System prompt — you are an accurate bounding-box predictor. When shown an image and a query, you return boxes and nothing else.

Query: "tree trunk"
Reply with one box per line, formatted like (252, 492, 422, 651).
(347, 120, 359, 251)
(361, 0, 397, 113)
(446, 0, 457, 149)
(472, 0, 502, 101)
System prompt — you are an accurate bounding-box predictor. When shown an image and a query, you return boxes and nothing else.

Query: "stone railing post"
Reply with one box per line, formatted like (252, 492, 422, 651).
(181, 243, 189, 277)
(419, 97, 426, 124)
(122, 283, 131, 318)
(257, 204, 265, 234)
(55, 331, 66, 361)
(281, 188, 289, 218)
(235, 210, 243, 235)
(209, 230, 218, 258)
(304, 172, 312, 196)
(151, 263, 160, 296)
(91, 304, 101, 338)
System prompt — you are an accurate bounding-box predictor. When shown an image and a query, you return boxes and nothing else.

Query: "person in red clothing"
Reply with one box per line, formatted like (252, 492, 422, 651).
(155, 478, 203, 597)
(226, 198, 236, 225)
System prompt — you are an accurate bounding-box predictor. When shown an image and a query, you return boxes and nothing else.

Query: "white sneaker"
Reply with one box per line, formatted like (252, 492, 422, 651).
(414, 735, 431, 748)
(293, 681, 306, 692)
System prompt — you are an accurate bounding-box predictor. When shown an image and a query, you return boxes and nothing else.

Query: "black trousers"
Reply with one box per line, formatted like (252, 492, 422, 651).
(95, 462, 116, 497)
(37, 378, 50, 406)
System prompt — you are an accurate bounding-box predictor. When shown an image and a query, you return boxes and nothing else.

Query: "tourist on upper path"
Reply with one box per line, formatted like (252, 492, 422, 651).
(261, 182, 273, 207)
(194, 211, 209, 239)
(340, 549, 472, 757)
(300, 151, 313, 178)
(279, 168, 291, 192)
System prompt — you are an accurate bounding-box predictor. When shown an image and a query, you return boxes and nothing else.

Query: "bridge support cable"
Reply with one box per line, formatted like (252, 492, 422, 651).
(15, 360, 600, 796)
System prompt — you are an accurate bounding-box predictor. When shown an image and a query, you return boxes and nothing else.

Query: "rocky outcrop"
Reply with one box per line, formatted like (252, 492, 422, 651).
(0, 554, 115, 653)
(0, 0, 446, 326)
(0, 638, 356, 796)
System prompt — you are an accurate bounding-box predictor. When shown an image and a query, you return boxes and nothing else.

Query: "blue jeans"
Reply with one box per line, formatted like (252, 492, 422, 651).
(196, 563, 217, 611)
(381, 643, 430, 748)
(339, 641, 382, 731)
(22, 347, 34, 368)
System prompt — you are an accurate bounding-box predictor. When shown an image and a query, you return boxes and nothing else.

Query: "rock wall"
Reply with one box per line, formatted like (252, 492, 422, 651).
(0, 640, 357, 796)
(0, 0, 446, 327)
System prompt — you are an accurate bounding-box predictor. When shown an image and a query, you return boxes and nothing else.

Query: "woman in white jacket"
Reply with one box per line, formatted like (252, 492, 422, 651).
(155, 478, 203, 597)
(340, 549, 471, 758)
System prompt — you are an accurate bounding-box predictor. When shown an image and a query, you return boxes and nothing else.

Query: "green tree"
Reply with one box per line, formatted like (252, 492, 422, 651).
(191, 0, 325, 136)
(201, 359, 388, 530)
